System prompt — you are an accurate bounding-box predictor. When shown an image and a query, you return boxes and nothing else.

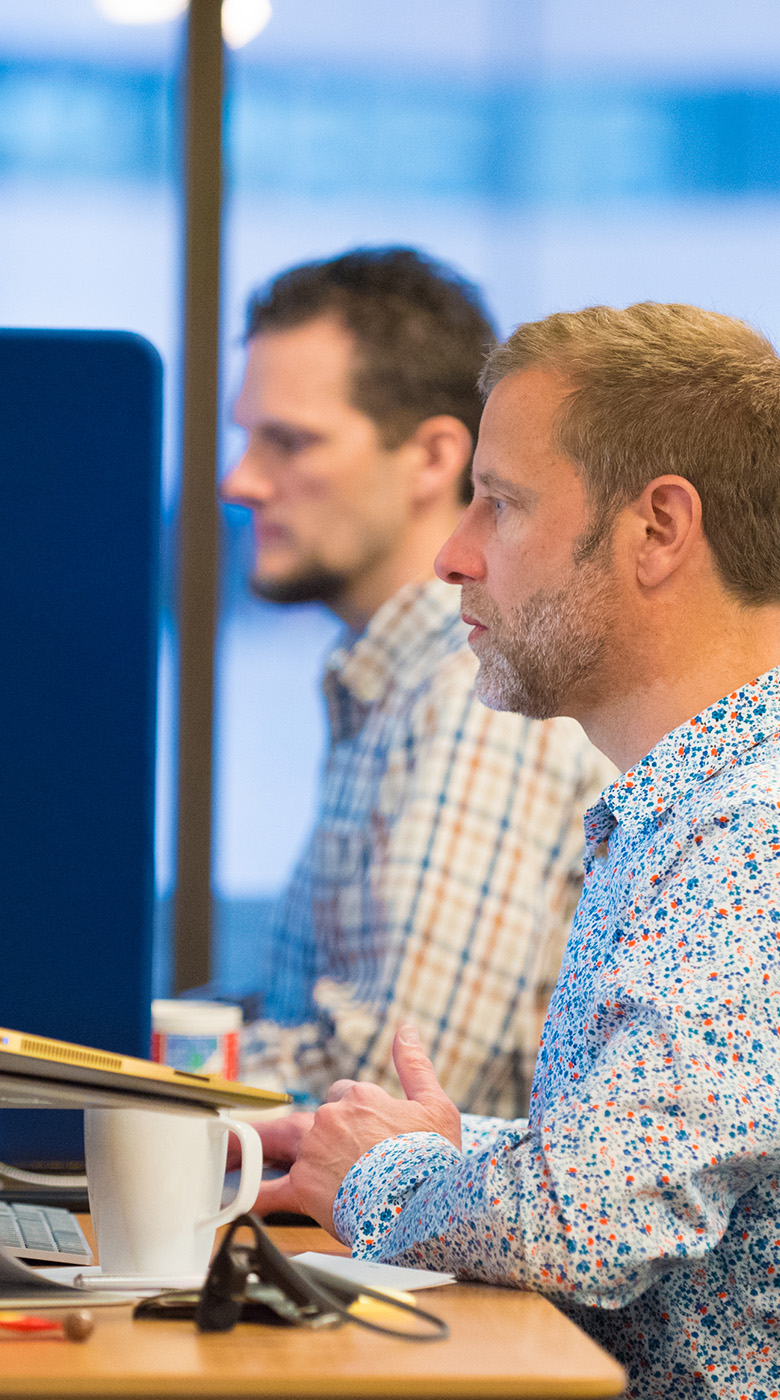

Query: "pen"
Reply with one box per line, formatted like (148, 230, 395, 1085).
(74, 1273, 204, 1292)
(0, 1310, 94, 1341)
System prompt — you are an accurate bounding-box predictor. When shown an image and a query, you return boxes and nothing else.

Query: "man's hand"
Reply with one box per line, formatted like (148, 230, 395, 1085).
(259, 1026, 461, 1231)
(226, 1110, 314, 1214)
(228, 1110, 314, 1172)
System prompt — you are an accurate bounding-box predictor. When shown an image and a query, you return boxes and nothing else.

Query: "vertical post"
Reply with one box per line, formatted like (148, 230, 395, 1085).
(174, 0, 223, 992)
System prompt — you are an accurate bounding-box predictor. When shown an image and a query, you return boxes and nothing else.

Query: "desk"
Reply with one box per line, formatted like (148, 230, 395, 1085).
(0, 1225, 625, 1400)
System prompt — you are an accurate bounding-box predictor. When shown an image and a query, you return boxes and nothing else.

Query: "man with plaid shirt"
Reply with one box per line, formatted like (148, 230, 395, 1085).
(221, 248, 613, 1121)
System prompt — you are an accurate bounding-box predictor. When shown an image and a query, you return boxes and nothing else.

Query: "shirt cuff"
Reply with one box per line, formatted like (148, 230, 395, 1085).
(333, 1131, 463, 1255)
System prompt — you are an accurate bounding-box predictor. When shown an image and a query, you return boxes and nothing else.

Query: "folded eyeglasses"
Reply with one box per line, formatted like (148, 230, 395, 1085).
(135, 1213, 448, 1342)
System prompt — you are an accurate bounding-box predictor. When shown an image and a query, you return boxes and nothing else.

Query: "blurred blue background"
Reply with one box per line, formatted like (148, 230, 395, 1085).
(3, 0, 780, 1001)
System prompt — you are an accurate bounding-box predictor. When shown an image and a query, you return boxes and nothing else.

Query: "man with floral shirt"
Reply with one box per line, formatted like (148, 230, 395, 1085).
(256, 302, 780, 1398)
(223, 248, 613, 1119)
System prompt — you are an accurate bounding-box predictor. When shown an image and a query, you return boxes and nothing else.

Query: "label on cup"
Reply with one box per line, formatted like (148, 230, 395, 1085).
(151, 1000, 242, 1080)
(151, 1030, 239, 1078)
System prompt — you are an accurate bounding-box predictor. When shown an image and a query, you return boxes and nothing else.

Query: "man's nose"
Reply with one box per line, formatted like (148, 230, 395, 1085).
(218, 449, 274, 508)
(434, 509, 484, 585)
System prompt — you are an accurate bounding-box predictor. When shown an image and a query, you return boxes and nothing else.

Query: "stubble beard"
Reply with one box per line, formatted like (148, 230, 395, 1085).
(464, 541, 617, 721)
(249, 565, 352, 608)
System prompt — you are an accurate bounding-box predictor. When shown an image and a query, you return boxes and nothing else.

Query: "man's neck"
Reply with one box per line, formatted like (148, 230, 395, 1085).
(579, 603, 780, 773)
(330, 503, 464, 632)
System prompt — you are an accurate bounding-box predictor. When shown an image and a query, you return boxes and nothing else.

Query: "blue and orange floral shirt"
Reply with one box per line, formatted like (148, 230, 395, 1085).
(334, 668, 780, 1399)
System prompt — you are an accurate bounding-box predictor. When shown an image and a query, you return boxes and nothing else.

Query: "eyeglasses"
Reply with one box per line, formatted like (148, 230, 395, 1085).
(193, 1212, 449, 1341)
(196, 1212, 341, 1333)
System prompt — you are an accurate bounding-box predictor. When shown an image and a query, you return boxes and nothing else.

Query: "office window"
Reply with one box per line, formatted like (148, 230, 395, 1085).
(4, 1, 780, 1006)
(214, 0, 780, 1003)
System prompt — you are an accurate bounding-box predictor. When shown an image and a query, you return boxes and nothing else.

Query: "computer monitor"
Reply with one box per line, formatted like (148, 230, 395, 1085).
(0, 328, 162, 1166)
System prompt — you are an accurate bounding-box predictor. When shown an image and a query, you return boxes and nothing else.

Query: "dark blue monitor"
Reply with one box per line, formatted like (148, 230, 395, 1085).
(0, 329, 162, 1166)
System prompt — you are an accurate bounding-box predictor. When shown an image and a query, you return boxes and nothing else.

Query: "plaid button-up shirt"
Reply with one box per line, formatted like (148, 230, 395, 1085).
(243, 578, 615, 1118)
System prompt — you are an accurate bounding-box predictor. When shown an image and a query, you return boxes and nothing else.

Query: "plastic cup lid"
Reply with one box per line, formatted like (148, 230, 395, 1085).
(151, 999, 242, 1035)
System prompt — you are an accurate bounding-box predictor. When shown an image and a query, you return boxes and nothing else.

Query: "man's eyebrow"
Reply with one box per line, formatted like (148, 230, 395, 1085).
(473, 468, 539, 506)
(257, 417, 318, 436)
(230, 410, 322, 441)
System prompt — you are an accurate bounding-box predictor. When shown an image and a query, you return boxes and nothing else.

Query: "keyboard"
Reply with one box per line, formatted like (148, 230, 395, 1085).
(0, 1201, 93, 1265)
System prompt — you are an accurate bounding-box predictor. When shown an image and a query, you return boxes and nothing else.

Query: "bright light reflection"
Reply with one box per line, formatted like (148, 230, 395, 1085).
(95, 0, 273, 47)
(222, 0, 273, 49)
(95, 0, 187, 22)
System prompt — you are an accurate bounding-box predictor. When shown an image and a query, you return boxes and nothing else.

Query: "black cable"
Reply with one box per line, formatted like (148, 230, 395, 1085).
(142, 1212, 449, 1342)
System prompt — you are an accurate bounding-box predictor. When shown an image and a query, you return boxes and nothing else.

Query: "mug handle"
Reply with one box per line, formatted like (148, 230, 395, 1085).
(201, 1117, 263, 1230)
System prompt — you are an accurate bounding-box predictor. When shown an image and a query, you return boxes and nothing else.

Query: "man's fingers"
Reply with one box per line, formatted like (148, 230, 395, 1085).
(253, 1171, 301, 1217)
(327, 1079, 357, 1103)
(392, 1027, 462, 1147)
(226, 1130, 243, 1172)
(392, 1025, 448, 1104)
(255, 1110, 314, 1165)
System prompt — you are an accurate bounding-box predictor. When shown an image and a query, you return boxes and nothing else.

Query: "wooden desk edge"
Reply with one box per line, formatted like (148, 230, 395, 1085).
(0, 1221, 624, 1400)
(0, 1382, 625, 1400)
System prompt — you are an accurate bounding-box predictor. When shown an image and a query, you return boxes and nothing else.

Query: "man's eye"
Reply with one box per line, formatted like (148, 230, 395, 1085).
(266, 431, 314, 455)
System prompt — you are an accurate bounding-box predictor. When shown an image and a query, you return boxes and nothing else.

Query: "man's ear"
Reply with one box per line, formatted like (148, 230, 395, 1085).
(404, 415, 473, 506)
(631, 475, 703, 589)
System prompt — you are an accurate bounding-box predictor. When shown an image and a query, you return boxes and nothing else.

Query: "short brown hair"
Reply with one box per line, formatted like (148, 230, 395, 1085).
(246, 247, 496, 503)
(481, 302, 780, 605)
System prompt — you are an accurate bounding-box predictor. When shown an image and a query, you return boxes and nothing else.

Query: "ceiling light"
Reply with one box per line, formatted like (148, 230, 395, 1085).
(95, 0, 188, 22)
(221, 0, 273, 49)
(95, 0, 273, 47)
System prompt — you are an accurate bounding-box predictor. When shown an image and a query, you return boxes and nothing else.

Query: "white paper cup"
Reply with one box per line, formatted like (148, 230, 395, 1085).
(151, 999, 242, 1079)
(84, 1104, 262, 1277)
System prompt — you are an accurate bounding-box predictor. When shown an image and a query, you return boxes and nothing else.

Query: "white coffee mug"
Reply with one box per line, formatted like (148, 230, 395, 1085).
(83, 1104, 263, 1277)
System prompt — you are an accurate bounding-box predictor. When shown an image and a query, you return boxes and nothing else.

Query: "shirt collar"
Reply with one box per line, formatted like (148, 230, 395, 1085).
(320, 574, 462, 733)
(583, 665, 780, 855)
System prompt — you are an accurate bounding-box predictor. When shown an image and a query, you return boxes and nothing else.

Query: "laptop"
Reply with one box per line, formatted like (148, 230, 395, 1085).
(0, 1026, 289, 1114)
(0, 1024, 288, 1271)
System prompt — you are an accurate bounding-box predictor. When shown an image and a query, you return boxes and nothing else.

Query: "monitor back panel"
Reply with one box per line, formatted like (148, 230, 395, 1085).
(0, 329, 162, 1165)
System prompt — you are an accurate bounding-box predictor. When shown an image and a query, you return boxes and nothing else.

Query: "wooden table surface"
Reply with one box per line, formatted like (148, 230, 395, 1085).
(0, 1223, 626, 1400)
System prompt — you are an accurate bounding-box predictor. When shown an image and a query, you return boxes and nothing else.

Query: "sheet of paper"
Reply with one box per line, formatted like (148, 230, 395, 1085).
(293, 1251, 455, 1292)
(0, 1250, 131, 1306)
(35, 1265, 101, 1287)
(0, 1248, 75, 1293)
